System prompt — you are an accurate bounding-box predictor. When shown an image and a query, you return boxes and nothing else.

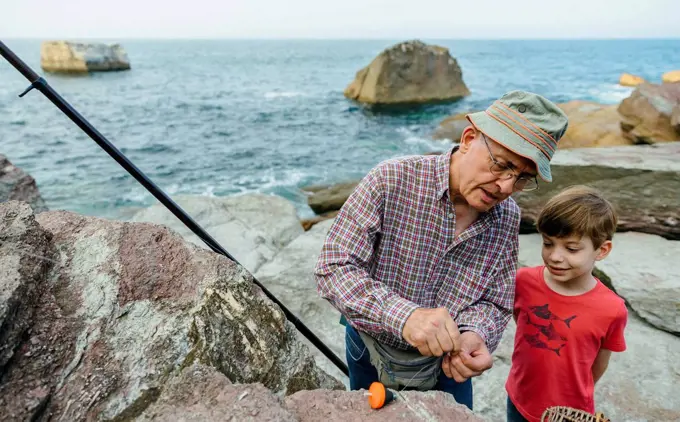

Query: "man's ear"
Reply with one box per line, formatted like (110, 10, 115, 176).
(595, 240, 613, 261)
(458, 126, 478, 153)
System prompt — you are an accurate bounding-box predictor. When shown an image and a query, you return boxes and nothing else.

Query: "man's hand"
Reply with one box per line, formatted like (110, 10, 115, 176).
(402, 308, 461, 357)
(442, 331, 493, 382)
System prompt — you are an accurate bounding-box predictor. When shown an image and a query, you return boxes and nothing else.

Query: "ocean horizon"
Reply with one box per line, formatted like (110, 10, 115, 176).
(1, 38, 678, 220)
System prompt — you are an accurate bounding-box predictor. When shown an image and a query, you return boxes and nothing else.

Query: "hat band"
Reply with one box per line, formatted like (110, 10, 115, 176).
(487, 102, 557, 159)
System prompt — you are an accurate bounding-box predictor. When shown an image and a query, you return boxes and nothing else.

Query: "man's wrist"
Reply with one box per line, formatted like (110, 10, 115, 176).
(458, 326, 488, 345)
(383, 295, 419, 339)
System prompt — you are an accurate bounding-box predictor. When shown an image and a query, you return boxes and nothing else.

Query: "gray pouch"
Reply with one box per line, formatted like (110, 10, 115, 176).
(358, 331, 442, 390)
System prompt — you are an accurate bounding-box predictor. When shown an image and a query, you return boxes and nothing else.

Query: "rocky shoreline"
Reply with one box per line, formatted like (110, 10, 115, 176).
(2, 39, 679, 421)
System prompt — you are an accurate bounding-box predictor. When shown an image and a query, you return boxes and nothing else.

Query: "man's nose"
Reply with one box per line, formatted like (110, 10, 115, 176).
(497, 177, 515, 194)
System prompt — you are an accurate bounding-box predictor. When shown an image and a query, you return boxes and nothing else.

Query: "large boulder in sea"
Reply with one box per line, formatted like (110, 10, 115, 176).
(301, 143, 680, 241)
(617, 82, 680, 144)
(432, 101, 632, 148)
(344, 40, 470, 106)
(619, 73, 647, 87)
(0, 200, 341, 420)
(40, 41, 131, 73)
(662, 70, 680, 83)
(0, 154, 48, 213)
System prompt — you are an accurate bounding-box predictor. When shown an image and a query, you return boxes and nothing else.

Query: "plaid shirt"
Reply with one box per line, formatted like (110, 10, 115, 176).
(314, 147, 520, 353)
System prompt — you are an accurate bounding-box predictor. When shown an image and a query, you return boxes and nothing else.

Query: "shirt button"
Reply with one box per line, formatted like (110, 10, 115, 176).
(448, 213, 454, 218)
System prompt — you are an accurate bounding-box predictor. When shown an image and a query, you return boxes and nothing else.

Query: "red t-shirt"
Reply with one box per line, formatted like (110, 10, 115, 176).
(505, 266, 628, 421)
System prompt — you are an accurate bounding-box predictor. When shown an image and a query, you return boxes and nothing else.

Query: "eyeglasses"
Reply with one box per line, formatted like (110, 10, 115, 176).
(480, 133, 539, 192)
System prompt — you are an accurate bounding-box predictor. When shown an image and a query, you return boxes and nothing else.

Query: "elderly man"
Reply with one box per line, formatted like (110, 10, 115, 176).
(314, 90, 568, 410)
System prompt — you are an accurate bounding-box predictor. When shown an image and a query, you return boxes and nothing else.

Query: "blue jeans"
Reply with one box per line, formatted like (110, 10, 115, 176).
(507, 396, 529, 422)
(345, 324, 473, 410)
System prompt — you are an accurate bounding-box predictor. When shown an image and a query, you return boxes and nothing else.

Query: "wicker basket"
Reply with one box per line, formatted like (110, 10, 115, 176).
(541, 406, 611, 422)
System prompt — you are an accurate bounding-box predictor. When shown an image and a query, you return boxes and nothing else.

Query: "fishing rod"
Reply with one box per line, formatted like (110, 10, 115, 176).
(0, 40, 348, 377)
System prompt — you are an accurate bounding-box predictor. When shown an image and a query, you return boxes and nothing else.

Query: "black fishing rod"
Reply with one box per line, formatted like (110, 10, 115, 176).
(0, 40, 348, 377)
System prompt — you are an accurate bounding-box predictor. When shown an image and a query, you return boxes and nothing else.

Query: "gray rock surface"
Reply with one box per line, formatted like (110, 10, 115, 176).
(256, 219, 347, 384)
(0, 201, 52, 372)
(0, 154, 48, 213)
(131, 193, 304, 273)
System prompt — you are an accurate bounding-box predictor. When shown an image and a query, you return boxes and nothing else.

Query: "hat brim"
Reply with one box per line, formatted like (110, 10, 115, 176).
(466, 111, 552, 183)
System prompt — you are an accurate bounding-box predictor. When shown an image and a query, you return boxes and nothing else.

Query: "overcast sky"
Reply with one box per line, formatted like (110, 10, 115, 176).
(3, 0, 679, 39)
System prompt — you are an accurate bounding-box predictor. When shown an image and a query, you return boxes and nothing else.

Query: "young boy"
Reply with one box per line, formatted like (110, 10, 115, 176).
(505, 185, 628, 422)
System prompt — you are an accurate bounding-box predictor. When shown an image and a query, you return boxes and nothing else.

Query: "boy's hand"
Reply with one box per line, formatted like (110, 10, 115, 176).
(442, 331, 493, 382)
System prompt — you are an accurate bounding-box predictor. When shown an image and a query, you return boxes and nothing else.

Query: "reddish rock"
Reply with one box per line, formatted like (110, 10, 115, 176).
(0, 202, 341, 421)
(286, 389, 484, 421)
(139, 364, 298, 421)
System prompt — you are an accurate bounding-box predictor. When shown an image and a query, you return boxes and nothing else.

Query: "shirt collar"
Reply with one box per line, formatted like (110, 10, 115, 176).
(435, 145, 458, 200)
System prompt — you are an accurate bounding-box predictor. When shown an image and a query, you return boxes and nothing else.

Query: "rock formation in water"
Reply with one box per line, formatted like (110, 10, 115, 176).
(40, 41, 131, 73)
(344, 40, 470, 106)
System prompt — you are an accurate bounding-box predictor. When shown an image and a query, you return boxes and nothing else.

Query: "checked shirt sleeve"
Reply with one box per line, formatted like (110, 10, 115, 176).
(456, 229, 518, 353)
(314, 166, 418, 338)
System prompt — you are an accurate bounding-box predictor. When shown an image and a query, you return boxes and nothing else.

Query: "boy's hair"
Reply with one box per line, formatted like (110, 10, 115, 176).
(537, 185, 617, 248)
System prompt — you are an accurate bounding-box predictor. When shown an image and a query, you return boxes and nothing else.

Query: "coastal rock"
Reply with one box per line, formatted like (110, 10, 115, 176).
(302, 143, 680, 240)
(432, 111, 470, 142)
(0, 154, 48, 213)
(513, 142, 680, 240)
(286, 389, 484, 421)
(0, 202, 340, 421)
(474, 314, 680, 422)
(344, 40, 470, 106)
(0, 202, 52, 372)
(617, 82, 680, 144)
(255, 219, 346, 383)
(553, 101, 632, 148)
(40, 40, 131, 73)
(303, 181, 362, 215)
(619, 73, 647, 87)
(432, 101, 632, 148)
(662, 70, 680, 83)
(138, 364, 299, 421)
(300, 210, 339, 231)
(131, 193, 304, 273)
(139, 363, 482, 421)
(519, 233, 680, 335)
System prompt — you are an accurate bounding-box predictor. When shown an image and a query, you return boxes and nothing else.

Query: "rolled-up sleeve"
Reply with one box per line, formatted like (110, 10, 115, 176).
(314, 167, 418, 338)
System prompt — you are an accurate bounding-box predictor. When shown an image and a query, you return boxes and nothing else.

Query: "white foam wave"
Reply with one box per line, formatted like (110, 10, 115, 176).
(590, 84, 634, 104)
(403, 136, 454, 152)
(264, 91, 304, 99)
(397, 126, 455, 153)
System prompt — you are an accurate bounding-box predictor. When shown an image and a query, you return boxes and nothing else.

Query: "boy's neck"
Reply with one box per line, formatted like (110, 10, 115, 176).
(543, 267, 598, 296)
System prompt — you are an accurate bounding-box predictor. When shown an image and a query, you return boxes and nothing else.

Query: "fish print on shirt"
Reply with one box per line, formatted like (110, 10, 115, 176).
(523, 304, 577, 357)
(529, 304, 577, 328)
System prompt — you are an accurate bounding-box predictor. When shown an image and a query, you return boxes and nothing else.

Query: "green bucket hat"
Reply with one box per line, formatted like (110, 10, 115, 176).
(466, 90, 568, 182)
